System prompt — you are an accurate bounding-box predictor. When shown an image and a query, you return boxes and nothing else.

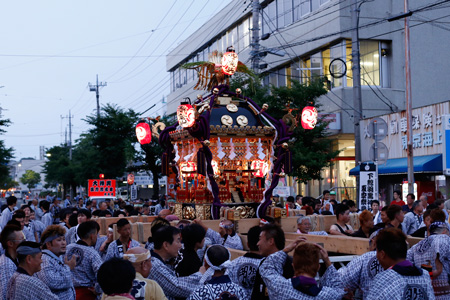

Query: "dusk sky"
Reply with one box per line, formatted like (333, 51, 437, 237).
(0, 0, 230, 159)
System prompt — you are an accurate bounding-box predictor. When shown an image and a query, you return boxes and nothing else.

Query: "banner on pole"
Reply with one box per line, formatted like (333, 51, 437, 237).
(359, 162, 378, 210)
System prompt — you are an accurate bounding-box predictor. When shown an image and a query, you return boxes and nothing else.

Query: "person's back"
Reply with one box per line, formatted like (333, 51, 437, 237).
(366, 228, 434, 300)
(188, 245, 247, 300)
(407, 223, 450, 299)
(259, 239, 344, 300)
(227, 226, 263, 295)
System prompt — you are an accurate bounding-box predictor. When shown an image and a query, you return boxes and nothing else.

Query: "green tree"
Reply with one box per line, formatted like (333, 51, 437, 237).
(0, 118, 14, 187)
(80, 104, 139, 179)
(43, 145, 75, 194)
(20, 170, 41, 191)
(130, 117, 168, 199)
(231, 76, 339, 182)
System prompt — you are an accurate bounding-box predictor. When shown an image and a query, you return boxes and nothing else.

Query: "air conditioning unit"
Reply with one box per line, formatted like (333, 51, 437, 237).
(443, 169, 450, 176)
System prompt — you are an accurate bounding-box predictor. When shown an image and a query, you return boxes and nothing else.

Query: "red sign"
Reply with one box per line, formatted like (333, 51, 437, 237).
(88, 179, 116, 197)
(136, 122, 152, 145)
(301, 106, 318, 129)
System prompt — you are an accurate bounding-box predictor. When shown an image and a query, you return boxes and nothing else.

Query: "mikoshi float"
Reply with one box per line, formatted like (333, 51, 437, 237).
(158, 47, 316, 220)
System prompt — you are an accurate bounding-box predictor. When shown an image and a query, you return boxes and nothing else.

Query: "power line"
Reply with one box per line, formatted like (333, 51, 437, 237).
(109, 0, 197, 83)
(105, 0, 180, 81)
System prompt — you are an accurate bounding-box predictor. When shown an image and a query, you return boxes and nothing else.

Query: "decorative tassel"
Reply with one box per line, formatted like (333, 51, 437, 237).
(162, 153, 169, 175)
(197, 148, 206, 176)
(284, 150, 292, 173)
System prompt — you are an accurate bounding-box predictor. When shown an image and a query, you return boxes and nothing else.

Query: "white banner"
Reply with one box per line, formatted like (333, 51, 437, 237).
(359, 162, 378, 210)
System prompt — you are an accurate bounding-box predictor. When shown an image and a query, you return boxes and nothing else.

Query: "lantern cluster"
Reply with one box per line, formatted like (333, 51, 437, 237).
(136, 122, 152, 145)
(301, 105, 318, 130)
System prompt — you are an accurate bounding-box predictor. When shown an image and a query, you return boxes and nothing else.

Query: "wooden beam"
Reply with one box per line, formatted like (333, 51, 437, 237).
(284, 233, 370, 255)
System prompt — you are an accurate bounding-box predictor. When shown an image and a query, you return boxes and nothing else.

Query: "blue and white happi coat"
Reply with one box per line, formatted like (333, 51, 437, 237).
(148, 250, 202, 300)
(41, 212, 54, 229)
(65, 225, 78, 245)
(259, 251, 345, 300)
(206, 228, 243, 250)
(187, 275, 249, 300)
(0, 207, 13, 229)
(32, 220, 46, 242)
(104, 239, 141, 261)
(65, 241, 103, 288)
(407, 234, 450, 299)
(36, 249, 76, 300)
(403, 212, 423, 235)
(366, 261, 435, 300)
(0, 254, 17, 300)
(22, 222, 36, 242)
(227, 253, 263, 295)
(337, 251, 384, 299)
(7, 267, 58, 300)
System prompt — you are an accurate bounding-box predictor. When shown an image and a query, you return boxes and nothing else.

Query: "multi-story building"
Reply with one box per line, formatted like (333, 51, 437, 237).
(166, 0, 450, 202)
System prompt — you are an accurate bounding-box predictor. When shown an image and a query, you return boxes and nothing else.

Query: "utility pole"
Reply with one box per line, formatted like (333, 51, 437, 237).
(88, 75, 107, 119)
(251, 0, 260, 72)
(68, 110, 73, 201)
(68, 110, 72, 161)
(387, 2, 414, 194)
(351, 0, 363, 204)
(404, 0, 414, 194)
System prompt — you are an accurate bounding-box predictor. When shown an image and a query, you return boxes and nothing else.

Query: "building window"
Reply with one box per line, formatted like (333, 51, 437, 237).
(360, 40, 380, 86)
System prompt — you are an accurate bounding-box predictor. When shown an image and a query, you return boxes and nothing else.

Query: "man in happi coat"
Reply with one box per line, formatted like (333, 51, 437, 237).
(0, 225, 22, 300)
(120, 247, 167, 300)
(403, 200, 424, 235)
(148, 226, 203, 300)
(65, 209, 92, 245)
(408, 222, 450, 299)
(188, 245, 248, 300)
(104, 218, 140, 261)
(65, 220, 103, 300)
(250, 224, 294, 300)
(338, 230, 384, 299)
(36, 225, 76, 300)
(0, 196, 17, 229)
(259, 237, 345, 300)
(6, 241, 58, 300)
(194, 218, 243, 250)
(366, 228, 435, 300)
(40, 200, 54, 229)
(227, 226, 263, 295)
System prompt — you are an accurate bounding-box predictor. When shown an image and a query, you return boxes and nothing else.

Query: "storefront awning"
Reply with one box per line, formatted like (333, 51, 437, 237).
(349, 154, 443, 176)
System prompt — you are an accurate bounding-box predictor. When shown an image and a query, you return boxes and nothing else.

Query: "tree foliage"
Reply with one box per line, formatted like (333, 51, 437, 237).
(231, 76, 340, 183)
(20, 170, 41, 191)
(44, 104, 140, 192)
(0, 118, 14, 187)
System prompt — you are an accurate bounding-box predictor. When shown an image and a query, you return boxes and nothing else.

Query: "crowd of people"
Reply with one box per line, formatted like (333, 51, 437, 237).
(0, 192, 448, 299)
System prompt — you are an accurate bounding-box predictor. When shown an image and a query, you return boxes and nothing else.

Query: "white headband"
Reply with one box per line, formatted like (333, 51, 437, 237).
(123, 250, 151, 263)
(200, 247, 232, 284)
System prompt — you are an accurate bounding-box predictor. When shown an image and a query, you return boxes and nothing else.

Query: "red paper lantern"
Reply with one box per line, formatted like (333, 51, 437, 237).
(177, 104, 196, 128)
(99, 174, 105, 179)
(222, 51, 239, 75)
(251, 160, 269, 178)
(301, 106, 318, 129)
(135, 122, 152, 145)
(127, 173, 135, 185)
